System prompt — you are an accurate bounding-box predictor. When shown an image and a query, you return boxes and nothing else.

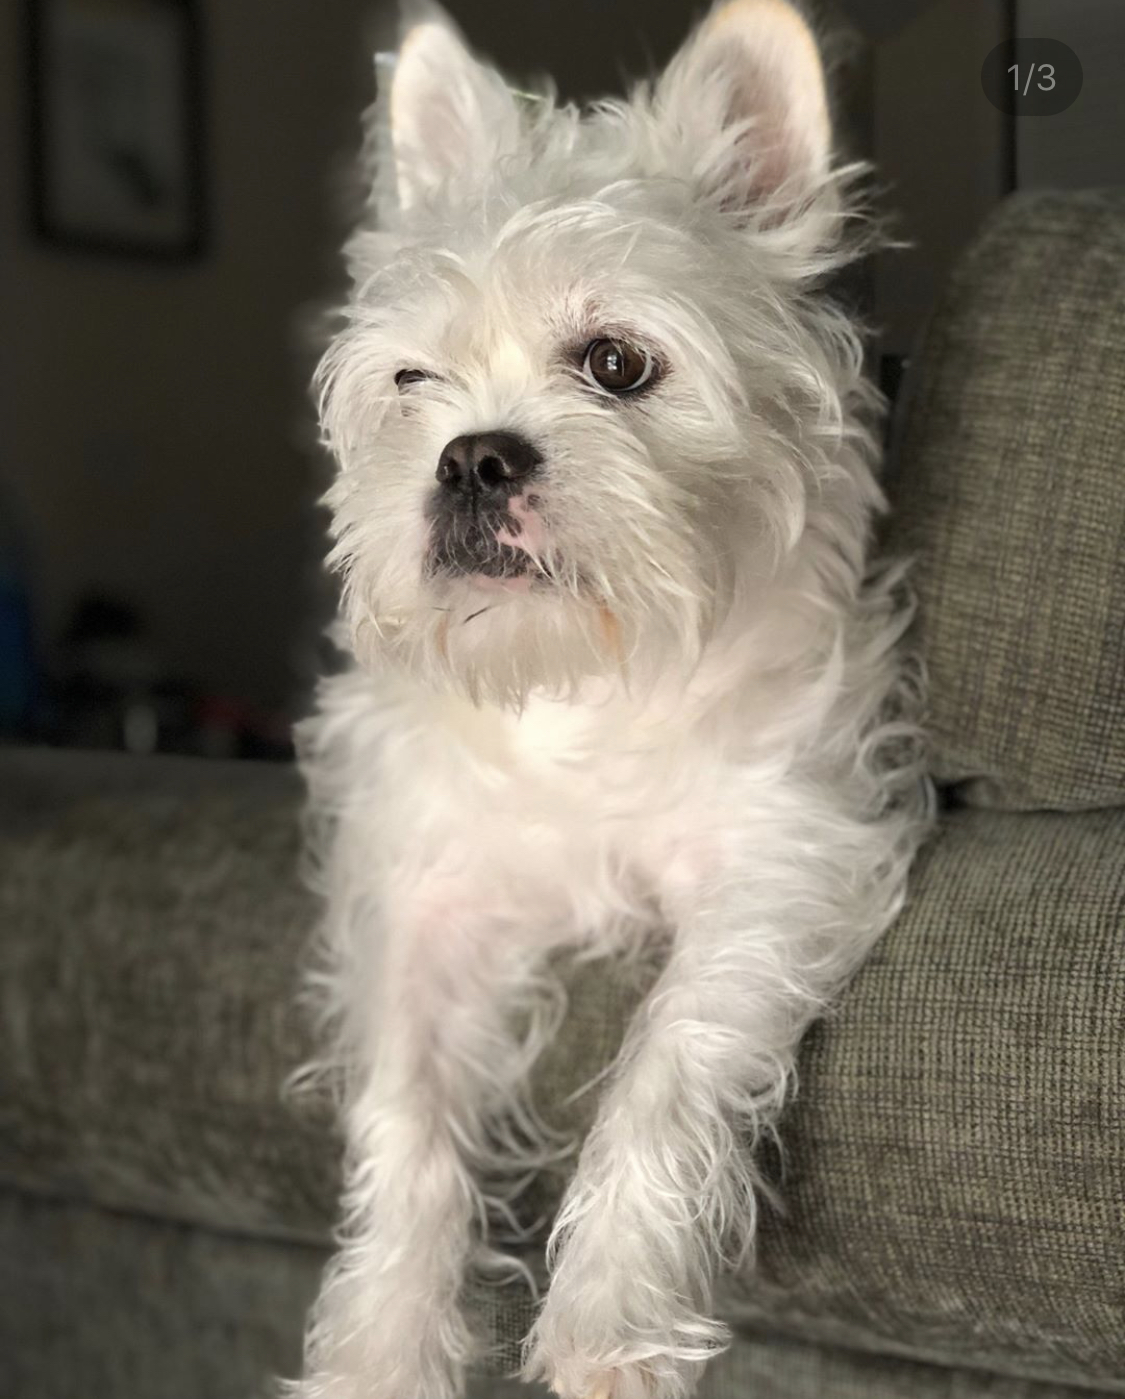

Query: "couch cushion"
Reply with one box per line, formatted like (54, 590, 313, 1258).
(474, 1333, 1119, 1399)
(0, 1190, 322, 1399)
(885, 190, 1125, 811)
(513, 805, 1125, 1394)
(8, 1194, 1095, 1399)
(729, 801, 1125, 1392)
(0, 748, 336, 1242)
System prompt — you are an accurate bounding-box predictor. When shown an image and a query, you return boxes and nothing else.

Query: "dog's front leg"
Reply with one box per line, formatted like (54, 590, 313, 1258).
(525, 881, 840, 1399)
(291, 876, 550, 1399)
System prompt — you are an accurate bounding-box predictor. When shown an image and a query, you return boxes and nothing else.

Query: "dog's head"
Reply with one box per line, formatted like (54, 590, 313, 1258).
(319, 0, 873, 706)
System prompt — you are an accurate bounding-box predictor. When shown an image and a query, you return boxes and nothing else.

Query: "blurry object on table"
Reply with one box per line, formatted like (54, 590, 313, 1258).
(47, 592, 292, 760)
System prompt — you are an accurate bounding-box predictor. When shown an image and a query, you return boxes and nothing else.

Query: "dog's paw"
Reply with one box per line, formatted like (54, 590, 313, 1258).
(521, 1213, 725, 1399)
(283, 1364, 463, 1399)
(525, 1350, 685, 1399)
(523, 1301, 716, 1399)
(549, 1364, 659, 1399)
(287, 1277, 471, 1399)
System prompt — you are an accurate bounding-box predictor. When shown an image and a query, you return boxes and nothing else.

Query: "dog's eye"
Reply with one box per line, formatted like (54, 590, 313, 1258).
(395, 368, 431, 390)
(581, 339, 655, 395)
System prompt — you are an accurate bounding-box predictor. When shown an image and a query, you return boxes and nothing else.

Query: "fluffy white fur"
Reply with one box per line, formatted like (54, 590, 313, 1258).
(288, 3, 930, 1397)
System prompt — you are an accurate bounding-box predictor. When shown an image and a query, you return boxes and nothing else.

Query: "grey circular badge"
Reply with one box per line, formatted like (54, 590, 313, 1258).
(982, 39, 1083, 116)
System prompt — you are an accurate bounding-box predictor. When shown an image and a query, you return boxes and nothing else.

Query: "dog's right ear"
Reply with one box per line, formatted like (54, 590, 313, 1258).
(383, 11, 520, 213)
(655, 0, 832, 221)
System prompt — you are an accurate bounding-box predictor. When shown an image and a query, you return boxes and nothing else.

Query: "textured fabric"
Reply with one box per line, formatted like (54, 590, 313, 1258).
(739, 804, 1125, 1391)
(5, 750, 1121, 1390)
(660, 1331, 1110, 1399)
(885, 191, 1125, 811)
(0, 748, 336, 1241)
(3, 1194, 1102, 1399)
(0, 1189, 525, 1399)
(475, 1335, 1111, 1399)
(500, 804, 1125, 1393)
(0, 1189, 322, 1399)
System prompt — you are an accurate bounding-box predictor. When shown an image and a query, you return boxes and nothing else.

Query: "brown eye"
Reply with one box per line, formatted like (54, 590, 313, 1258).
(581, 338, 655, 395)
(395, 368, 430, 390)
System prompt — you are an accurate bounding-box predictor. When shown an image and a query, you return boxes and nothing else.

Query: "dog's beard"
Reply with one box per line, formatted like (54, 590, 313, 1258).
(338, 508, 719, 709)
(361, 589, 628, 706)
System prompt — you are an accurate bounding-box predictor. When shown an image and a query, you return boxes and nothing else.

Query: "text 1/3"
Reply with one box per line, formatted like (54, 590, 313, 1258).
(1007, 63, 1056, 95)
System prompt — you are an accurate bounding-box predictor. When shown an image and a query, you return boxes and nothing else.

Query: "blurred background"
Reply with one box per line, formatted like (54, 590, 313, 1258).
(1, 0, 1121, 761)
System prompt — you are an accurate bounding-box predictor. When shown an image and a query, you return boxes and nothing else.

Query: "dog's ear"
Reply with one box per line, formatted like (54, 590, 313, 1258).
(656, 0, 831, 217)
(386, 12, 520, 211)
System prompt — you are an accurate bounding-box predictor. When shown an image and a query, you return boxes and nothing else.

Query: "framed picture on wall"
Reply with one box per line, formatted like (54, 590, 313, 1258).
(24, 0, 206, 259)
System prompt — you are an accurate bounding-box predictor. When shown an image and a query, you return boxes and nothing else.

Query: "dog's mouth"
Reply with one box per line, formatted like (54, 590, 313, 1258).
(427, 518, 533, 580)
(425, 492, 551, 590)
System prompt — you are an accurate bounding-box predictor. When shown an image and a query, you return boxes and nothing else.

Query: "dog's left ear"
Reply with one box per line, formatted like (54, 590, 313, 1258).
(656, 0, 832, 217)
(387, 14, 520, 212)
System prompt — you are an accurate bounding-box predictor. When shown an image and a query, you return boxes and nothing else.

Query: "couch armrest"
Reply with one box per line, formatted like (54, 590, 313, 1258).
(512, 804, 1125, 1390)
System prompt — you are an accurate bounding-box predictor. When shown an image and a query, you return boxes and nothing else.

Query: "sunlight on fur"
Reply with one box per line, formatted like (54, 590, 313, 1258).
(285, 3, 932, 1397)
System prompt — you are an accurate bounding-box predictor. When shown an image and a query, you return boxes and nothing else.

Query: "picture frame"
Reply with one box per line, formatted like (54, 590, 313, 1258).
(24, 0, 206, 260)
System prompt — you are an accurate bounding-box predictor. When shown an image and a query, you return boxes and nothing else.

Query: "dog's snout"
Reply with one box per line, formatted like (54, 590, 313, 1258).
(436, 432, 541, 497)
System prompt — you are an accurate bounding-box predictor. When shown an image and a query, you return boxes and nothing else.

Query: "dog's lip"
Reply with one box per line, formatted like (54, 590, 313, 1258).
(428, 538, 534, 578)
(464, 572, 534, 593)
(425, 512, 555, 587)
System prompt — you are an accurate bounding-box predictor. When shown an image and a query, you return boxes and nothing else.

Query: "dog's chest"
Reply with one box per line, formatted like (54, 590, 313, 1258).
(416, 691, 720, 890)
(355, 676, 739, 931)
(500, 693, 687, 813)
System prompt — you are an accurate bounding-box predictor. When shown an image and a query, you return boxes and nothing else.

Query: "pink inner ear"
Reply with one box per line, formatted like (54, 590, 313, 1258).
(721, 51, 825, 210)
(389, 21, 520, 211)
(666, 1, 832, 218)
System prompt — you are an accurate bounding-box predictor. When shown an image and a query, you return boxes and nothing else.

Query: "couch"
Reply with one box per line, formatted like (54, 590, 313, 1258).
(2, 190, 1123, 1399)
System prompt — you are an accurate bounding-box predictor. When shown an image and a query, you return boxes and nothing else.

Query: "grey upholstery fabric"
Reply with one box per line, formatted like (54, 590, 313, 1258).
(0, 748, 336, 1241)
(495, 808, 1125, 1393)
(3, 1191, 1103, 1399)
(885, 191, 1125, 811)
(473, 1338, 1113, 1399)
(733, 803, 1125, 1393)
(3, 749, 1123, 1393)
(0, 1189, 322, 1399)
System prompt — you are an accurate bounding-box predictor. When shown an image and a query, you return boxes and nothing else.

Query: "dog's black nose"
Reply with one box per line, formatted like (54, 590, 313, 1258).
(435, 432, 541, 497)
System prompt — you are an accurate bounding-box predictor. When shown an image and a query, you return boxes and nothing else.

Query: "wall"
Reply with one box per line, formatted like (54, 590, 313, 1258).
(872, 0, 1008, 356)
(1017, 0, 1125, 190)
(0, 0, 376, 711)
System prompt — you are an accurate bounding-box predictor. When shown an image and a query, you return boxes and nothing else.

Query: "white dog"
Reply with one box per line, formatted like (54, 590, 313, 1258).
(290, 3, 928, 1397)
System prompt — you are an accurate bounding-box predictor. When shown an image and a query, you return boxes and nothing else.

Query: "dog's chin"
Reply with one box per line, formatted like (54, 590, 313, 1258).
(349, 575, 641, 707)
(346, 537, 716, 706)
(433, 564, 542, 610)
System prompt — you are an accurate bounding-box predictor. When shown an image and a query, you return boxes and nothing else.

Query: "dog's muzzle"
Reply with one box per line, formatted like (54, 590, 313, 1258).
(426, 431, 544, 580)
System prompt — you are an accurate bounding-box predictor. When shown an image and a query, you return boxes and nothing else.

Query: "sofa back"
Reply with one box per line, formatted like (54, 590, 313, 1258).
(886, 191, 1125, 811)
